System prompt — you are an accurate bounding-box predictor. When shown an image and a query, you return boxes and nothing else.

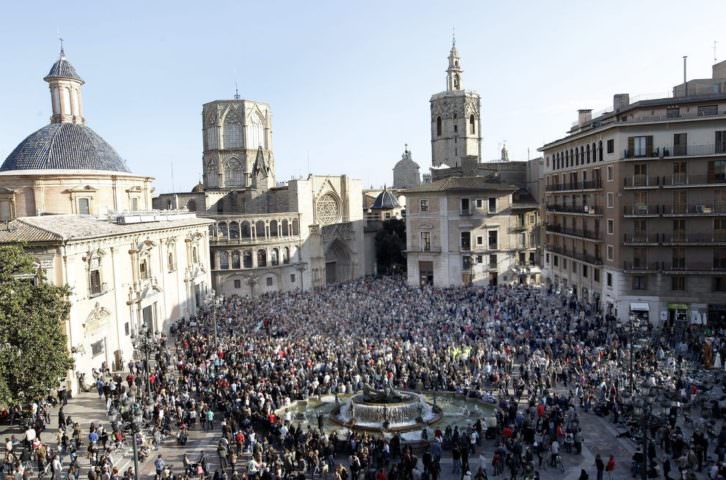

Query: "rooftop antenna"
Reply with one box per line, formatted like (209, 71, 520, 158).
(234, 80, 240, 100)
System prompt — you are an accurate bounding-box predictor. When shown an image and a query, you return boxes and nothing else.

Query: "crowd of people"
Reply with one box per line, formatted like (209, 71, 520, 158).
(3, 276, 726, 480)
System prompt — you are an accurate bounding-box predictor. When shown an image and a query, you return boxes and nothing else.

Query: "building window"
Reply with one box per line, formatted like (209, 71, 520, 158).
(583, 265, 588, 278)
(266, 277, 273, 287)
(476, 255, 483, 263)
(489, 254, 497, 268)
(168, 252, 175, 272)
(420, 199, 429, 212)
(193, 246, 198, 264)
(594, 268, 600, 282)
(607, 192, 614, 208)
(78, 198, 90, 215)
(488, 230, 498, 250)
(290, 274, 296, 283)
(606, 272, 612, 287)
(243, 251, 253, 268)
(714, 277, 726, 292)
(460, 231, 471, 251)
(607, 219, 614, 235)
(469, 115, 475, 134)
(629, 135, 652, 157)
(283, 247, 290, 264)
(462, 256, 471, 271)
(667, 107, 680, 119)
(234, 279, 241, 289)
(672, 276, 686, 291)
(476, 235, 483, 246)
(562, 258, 567, 269)
(606, 139, 614, 154)
(545, 253, 550, 264)
(606, 245, 614, 261)
(553, 255, 559, 267)
(708, 160, 726, 182)
(460, 198, 470, 214)
(698, 105, 718, 116)
(607, 166, 613, 181)
(572, 261, 577, 273)
(89, 258, 102, 295)
(488, 197, 496, 213)
(140, 256, 152, 279)
(436, 116, 442, 136)
(421, 231, 431, 252)
(716, 131, 726, 154)
(632, 275, 647, 290)
(257, 250, 267, 267)
(475, 199, 483, 209)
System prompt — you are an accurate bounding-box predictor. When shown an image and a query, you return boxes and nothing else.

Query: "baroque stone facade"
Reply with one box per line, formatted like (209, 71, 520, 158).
(155, 98, 364, 297)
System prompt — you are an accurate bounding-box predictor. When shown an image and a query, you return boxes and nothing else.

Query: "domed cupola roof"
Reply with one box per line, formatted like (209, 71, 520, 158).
(44, 54, 84, 83)
(371, 187, 400, 210)
(1, 123, 130, 172)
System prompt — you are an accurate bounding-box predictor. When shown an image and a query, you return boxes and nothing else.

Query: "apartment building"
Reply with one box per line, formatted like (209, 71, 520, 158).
(540, 64, 726, 327)
(405, 176, 540, 287)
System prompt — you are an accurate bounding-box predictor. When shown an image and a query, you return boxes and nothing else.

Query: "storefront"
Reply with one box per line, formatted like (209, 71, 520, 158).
(630, 302, 650, 324)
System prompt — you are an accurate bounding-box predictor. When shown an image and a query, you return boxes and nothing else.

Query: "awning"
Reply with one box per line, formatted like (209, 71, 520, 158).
(630, 303, 650, 312)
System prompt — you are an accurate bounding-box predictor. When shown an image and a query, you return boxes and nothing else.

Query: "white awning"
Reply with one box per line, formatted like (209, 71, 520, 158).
(630, 302, 650, 312)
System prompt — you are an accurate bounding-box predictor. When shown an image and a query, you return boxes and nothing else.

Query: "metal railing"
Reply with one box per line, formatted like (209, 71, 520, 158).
(547, 225, 601, 240)
(625, 174, 726, 188)
(623, 234, 659, 244)
(624, 143, 725, 159)
(546, 179, 603, 192)
(547, 245, 603, 265)
(623, 261, 660, 272)
(546, 204, 603, 215)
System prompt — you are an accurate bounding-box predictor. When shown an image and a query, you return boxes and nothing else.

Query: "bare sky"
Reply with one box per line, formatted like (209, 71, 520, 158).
(1, 0, 725, 193)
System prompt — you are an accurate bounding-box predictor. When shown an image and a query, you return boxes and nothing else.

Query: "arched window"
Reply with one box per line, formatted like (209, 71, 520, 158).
(229, 222, 239, 239)
(469, 115, 475, 134)
(243, 250, 253, 268)
(586, 145, 590, 163)
(219, 252, 229, 269)
(255, 220, 265, 238)
(225, 158, 244, 188)
(241, 221, 251, 239)
(223, 114, 243, 149)
(218, 222, 228, 238)
(436, 116, 442, 136)
(186, 199, 197, 212)
(231, 251, 241, 269)
(292, 219, 299, 235)
(269, 220, 278, 237)
(283, 247, 290, 264)
(598, 140, 603, 161)
(257, 249, 267, 267)
(168, 252, 175, 272)
(208, 224, 216, 237)
(247, 112, 264, 150)
(271, 248, 279, 266)
(282, 219, 289, 236)
(453, 74, 460, 89)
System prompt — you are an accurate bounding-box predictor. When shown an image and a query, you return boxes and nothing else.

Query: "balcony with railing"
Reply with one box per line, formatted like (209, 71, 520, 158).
(623, 233, 659, 245)
(624, 203, 726, 216)
(623, 232, 726, 245)
(545, 179, 603, 192)
(623, 261, 660, 272)
(624, 143, 726, 160)
(547, 245, 603, 265)
(624, 174, 726, 188)
(546, 204, 603, 215)
(546, 224, 601, 241)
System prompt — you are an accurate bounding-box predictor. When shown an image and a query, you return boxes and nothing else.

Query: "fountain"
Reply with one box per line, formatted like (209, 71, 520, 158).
(329, 384, 442, 433)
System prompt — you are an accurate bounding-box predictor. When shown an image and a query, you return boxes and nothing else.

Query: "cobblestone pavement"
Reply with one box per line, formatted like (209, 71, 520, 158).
(3, 389, 721, 480)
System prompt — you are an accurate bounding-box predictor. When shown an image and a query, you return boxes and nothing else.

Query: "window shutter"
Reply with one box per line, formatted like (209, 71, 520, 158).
(646, 136, 653, 156)
(627, 137, 634, 157)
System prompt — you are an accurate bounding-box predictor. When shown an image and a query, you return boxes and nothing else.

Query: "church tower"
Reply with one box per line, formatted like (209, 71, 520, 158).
(430, 38, 481, 168)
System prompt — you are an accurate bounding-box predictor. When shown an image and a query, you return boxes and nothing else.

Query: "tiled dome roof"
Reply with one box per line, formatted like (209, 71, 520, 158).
(1, 123, 130, 173)
(372, 189, 400, 210)
(44, 55, 84, 83)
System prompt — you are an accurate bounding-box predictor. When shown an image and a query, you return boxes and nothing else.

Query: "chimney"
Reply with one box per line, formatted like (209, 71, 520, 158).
(613, 93, 630, 111)
(577, 109, 592, 127)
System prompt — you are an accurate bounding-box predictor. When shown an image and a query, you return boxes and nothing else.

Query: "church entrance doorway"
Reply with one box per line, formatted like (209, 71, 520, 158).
(489, 272, 498, 286)
(324, 239, 352, 285)
(419, 261, 433, 286)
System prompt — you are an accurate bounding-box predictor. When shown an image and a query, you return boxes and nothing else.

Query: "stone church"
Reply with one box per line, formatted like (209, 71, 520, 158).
(155, 98, 365, 297)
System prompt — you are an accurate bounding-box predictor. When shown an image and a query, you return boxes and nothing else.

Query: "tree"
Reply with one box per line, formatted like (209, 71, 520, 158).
(0, 245, 73, 406)
(374, 219, 407, 275)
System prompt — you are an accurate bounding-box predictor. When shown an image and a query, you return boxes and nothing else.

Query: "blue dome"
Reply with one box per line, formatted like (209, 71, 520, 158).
(1, 123, 130, 173)
(372, 189, 400, 210)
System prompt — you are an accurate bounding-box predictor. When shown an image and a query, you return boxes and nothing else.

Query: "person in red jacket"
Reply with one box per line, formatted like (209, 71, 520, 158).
(605, 455, 615, 480)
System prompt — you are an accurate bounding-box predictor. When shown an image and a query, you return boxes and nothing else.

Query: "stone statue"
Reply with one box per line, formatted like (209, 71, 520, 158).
(362, 383, 406, 403)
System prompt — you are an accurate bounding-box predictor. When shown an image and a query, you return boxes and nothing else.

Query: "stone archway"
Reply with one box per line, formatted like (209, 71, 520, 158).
(324, 239, 352, 284)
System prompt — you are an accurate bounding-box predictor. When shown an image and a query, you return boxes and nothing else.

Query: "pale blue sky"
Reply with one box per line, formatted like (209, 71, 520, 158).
(1, 0, 725, 193)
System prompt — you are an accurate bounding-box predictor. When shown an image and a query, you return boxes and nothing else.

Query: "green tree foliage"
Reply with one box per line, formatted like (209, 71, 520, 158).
(374, 219, 406, 275)
(0, 245, 73, 406)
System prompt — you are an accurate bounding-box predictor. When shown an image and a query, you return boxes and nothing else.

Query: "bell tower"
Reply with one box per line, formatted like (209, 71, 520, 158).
(430, 37, 481, 168)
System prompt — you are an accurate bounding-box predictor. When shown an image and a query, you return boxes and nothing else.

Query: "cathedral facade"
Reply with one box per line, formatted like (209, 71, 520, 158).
(155, 99, 365, 297)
